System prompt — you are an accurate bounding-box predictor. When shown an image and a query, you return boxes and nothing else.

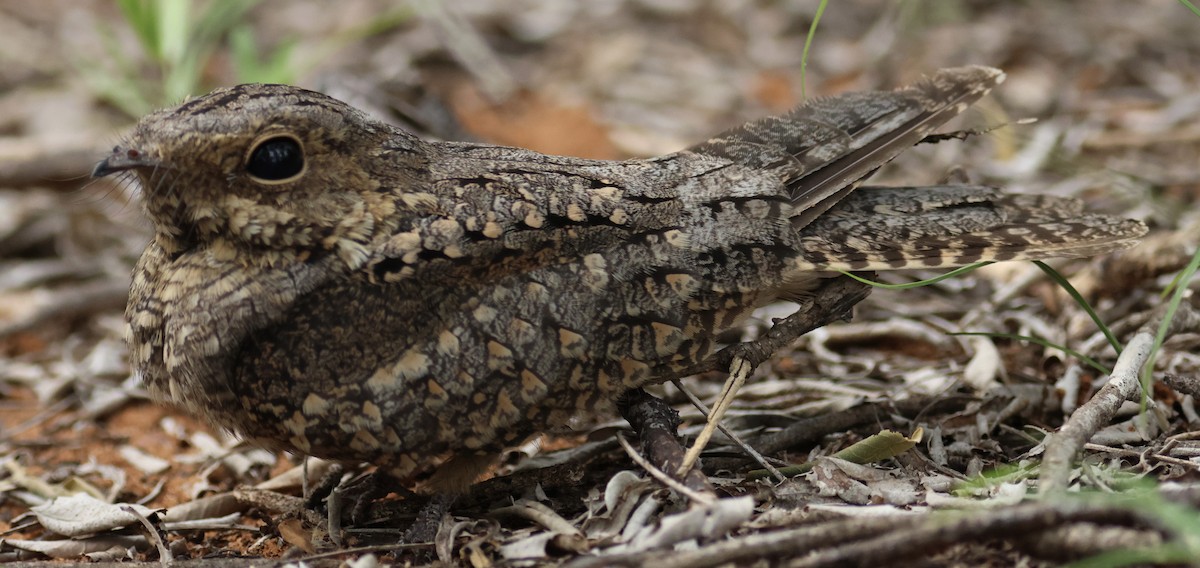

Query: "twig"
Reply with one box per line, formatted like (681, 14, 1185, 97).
(583, 500, 1151, 568)
(616, 433, 714, 506)
(786, 502, 1143, 568)
(1041, 302, 1200, 493)
(0, 139, 102, 187)
(121, 505, 172, 562)
(677, 356, 751, 478)
(1040, 332, 1155, 493)
(1162, 373, 1200, 398)
(671, 379, 785, 482)
(746, 394, 963, 457)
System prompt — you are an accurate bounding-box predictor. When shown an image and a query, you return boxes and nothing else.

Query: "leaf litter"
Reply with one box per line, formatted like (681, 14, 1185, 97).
(0, 0, 1198, 565)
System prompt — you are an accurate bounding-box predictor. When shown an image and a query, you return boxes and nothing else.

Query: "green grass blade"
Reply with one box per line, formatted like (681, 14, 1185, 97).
(799, 0, 827, 100)
(838, 262, 991, 290)
(115, 0, 161, 60)
(231, 25, 298, 84)
(1033, 261, 1122, 354)
(1141, 246, 1200, 403)
(1179, 0, 1200, 18)
(156, 0, 190, 68)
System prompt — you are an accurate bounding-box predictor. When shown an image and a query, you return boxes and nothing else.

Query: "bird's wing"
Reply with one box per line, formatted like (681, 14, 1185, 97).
(687, 66, 1006, 230)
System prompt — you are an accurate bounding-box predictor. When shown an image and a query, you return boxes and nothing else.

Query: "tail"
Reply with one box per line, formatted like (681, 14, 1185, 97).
(791, 185, 1147, 272)
(686, 66, 1145, 272)
(688, 66, 1006, 230)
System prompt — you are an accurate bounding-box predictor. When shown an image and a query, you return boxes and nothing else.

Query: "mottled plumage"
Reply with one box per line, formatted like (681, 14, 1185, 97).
(93, 66, 1145, 489)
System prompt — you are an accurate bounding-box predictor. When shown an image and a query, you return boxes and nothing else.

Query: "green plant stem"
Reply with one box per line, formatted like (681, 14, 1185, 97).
(1141, 246, 1200, 404)
(838, 262, 990, 290)
(799, 0, 828, 100)
(1033, 261, 1122, 354)
(1179, 0, 1200, 18)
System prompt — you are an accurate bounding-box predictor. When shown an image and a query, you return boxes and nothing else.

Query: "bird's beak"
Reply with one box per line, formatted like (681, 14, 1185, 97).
(92, 147, 157, 178)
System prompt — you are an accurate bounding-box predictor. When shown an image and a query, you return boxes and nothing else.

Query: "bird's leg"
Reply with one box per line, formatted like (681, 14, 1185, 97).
(304, 460, 346, 507)
(400, 492, 456, 545)
(720, 275, 874, 372)
(321, 469, 407, 547)
(617, 388, 714, 495)
(645, 275, 873, 480)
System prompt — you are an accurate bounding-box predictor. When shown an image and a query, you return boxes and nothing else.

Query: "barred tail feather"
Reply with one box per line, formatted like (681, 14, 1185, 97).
(788, 185, 1148, 273)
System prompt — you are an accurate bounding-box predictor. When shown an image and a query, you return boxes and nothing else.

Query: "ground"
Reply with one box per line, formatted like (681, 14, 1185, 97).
(1, 1, 1199, 566)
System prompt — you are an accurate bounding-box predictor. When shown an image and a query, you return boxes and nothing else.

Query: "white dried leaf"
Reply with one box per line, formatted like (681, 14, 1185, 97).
(805, 503, 926, 518)
(619, 494, 661, 542)
(31, 373, 73, 406)
(603, 470, 643, 512)
(925, 481, 1027, 509)
(31, 493, 157, 537)
(79, 384, 133, 418)
(811, 463, 868, 501)
(817, 457, 891, 483)
(82, 338, 128, 377)
(67, 462, 125, 502)
(809, 459, 870, 504)
(963, 335, 1002, 391)
(901, 367, 957, 395)
(499, 530, 557, 561)
(615, 496, 753, 553)
(583, 469, 656, 540)
(0, 361, 50, 385)
(162, 512, 242, 531)
(344, 553, 380, 568)
(870, 478, 922, 506)
(159, 416, 189, 439)
(118, 445, 170, 476)
(919, 473, 958, 492)
(255, 458, 338, 492)
(219, 447, 277, 477)
(1, 535, 144, 559)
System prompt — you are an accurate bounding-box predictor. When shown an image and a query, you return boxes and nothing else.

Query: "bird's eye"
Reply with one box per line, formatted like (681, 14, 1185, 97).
(246, 135, 305, 183)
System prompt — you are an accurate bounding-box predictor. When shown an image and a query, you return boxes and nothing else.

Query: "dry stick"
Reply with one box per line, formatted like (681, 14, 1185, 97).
(677, 356, 751, 477)
(785, 502, 1144, 568)
(0, 140, 103, 187)
(580, 500, 1148, 568)
(746, 394, 966, 457)
(1040, 302, 1200, 494)
(671, 378, 786, 481)
(1017, 524, 1163, 563)
(1040, 332, 1154, 493)
(1162, 372, 1200, 398)
(489, 499, 582, 537)
(569, 514, 904, 568)
(121, 505, 172, 562)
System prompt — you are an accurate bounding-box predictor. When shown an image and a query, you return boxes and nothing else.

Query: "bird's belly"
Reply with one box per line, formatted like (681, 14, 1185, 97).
(215, 256, 778, 479)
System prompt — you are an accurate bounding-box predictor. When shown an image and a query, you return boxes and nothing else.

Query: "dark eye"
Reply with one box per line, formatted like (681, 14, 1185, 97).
(246, 136, 304, 181)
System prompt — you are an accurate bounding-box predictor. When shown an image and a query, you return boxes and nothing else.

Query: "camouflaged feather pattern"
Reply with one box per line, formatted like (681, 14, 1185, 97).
(98, 66, 1145, 488)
